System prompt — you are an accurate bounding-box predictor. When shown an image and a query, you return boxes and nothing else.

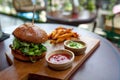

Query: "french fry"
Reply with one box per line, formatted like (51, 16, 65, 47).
(71, 32, 79, 38)
(50, 30, 57, 39)
(59, 30, 66, 35)
(50, 40, 56, 44)
(48, 33, 53, 39)
(56, 26, 66, 30)
(58, 33, 73, 38)
(53, 29, 63, 39)
(49, 26, 79, 44)
(56, 38, 65, 43)
(65, 28, 73, 33)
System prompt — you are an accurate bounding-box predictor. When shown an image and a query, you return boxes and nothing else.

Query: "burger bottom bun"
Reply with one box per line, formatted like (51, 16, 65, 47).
(11, 49, 45, 62)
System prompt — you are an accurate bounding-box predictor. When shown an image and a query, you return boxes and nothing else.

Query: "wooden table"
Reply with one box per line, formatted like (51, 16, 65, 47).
(0, 23, 120, 80)
(47, 10, 97, 32)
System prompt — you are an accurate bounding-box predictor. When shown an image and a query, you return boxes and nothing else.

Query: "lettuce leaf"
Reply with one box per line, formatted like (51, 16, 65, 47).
(12, 38, 47, 56)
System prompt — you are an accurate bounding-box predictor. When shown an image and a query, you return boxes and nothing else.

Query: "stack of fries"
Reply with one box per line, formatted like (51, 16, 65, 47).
(48, 26, 79, 44)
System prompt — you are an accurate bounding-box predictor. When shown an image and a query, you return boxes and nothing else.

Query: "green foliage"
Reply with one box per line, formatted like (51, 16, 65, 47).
(0, 0, 3, 4)
(63, 0, 72, 11)
(78, 0, 96, 11)
(108, 0, 117, 11)
(85, 0, 96, 11)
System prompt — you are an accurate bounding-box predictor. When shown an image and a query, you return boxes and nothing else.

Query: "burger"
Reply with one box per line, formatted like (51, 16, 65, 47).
(10, 23, 48, 62)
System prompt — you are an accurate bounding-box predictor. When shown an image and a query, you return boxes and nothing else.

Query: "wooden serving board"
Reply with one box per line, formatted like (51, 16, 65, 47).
(0, 36, 100, 80)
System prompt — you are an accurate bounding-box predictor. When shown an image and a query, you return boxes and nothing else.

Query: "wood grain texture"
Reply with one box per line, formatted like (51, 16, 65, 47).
(0, 36, 100, 80)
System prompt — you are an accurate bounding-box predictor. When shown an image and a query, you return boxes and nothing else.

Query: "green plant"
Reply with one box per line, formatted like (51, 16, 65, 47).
(108, 0, 117, 11)
(85, 0, 96, 11)
(0, 0, 3, 5)
(78, 0, 96, 11)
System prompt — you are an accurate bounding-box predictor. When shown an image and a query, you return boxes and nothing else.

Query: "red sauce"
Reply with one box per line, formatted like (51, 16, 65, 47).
(48, 53, 71, 64)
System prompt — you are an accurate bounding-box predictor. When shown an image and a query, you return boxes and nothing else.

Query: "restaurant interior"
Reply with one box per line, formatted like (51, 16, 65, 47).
(0, 0, 120, 80)
(0, 1, 119, 50)
(0, 0, 120, 49)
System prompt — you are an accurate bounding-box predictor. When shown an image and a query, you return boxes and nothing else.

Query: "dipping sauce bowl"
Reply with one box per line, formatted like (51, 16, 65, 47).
(45, 49, 74, 70)
(64, 40, 86, 56)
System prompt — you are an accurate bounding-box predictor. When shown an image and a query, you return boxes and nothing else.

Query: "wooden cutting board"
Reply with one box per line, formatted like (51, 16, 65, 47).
(0, 36, 100, 80)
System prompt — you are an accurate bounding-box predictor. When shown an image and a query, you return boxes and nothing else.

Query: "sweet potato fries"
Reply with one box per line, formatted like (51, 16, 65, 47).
(48, 26, 79, 44)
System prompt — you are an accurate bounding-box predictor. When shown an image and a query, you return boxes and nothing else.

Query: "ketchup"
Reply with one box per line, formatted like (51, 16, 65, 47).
(48, 53, 71, 64)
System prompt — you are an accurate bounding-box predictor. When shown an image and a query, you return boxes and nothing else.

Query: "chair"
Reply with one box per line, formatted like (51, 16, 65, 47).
(12, 0, 47, 22)
(104, 4, 120, 47)
(13, 0, 46, 12)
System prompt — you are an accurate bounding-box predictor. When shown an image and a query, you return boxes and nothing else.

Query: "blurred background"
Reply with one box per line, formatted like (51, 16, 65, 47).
(0, 0, 120, 48)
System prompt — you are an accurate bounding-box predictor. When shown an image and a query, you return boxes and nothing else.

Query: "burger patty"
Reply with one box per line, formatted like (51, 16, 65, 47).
(11, 49, 45, 62)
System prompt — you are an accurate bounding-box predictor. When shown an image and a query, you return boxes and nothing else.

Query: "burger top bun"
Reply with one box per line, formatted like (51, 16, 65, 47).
(13, 23, 48, 43)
